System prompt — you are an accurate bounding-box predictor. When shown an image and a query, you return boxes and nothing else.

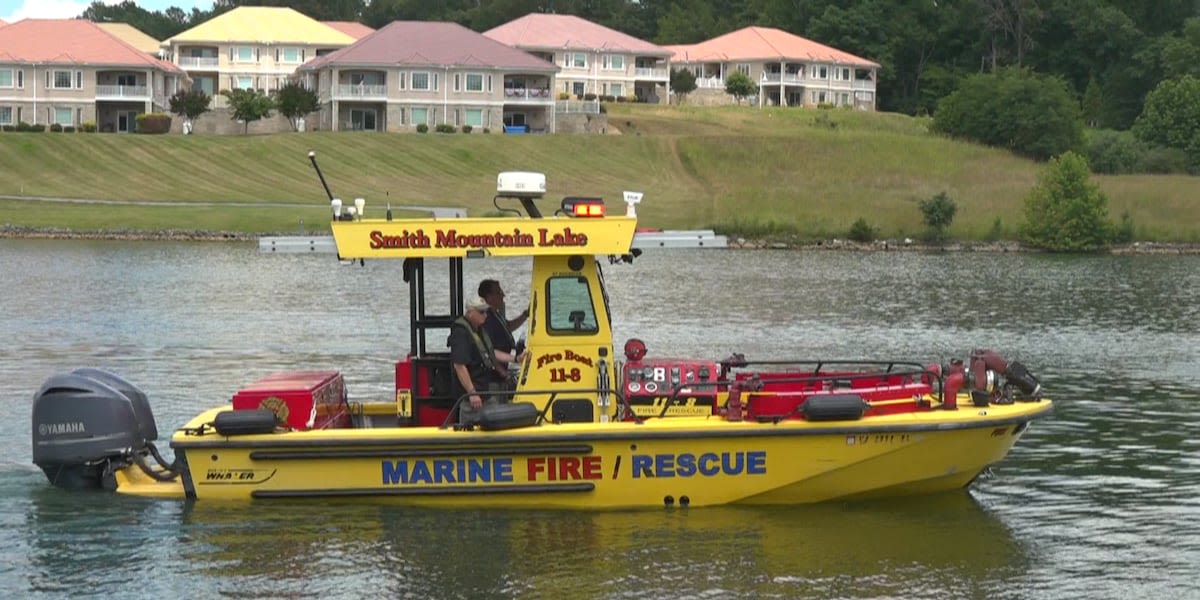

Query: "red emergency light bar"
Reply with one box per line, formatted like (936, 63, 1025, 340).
(561, 196, 606, 218)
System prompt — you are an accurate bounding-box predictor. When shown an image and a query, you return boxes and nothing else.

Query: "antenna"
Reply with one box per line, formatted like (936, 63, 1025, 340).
(308, 150, 334, 202)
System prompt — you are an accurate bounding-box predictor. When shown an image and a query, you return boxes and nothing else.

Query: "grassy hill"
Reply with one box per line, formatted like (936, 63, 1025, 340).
(1, 104, 1197, 242)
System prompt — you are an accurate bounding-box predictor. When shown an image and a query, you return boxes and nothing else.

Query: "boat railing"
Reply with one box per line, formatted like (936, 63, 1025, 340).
(440, 386, 612, 429)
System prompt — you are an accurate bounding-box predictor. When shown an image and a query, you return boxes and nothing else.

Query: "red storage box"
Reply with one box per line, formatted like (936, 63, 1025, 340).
(231, 370, 349, 430)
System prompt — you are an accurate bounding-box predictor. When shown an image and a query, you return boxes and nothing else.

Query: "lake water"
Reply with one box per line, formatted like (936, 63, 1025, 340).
(1, 239, 1197, 599)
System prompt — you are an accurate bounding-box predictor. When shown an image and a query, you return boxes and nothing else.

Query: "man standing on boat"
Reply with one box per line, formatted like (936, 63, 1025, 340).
(478, 279, 528, 385)
(450, 296, 516, 425)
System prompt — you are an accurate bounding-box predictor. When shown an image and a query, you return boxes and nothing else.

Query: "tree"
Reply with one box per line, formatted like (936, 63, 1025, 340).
(274, 82, 319, 131)
(1021, 151, 1114, 252)
(1132, 75, 1200, 168)
(724, 71, 756, 105)
(670, 68, 697, 104)
(168, 89, 211, 126)
(918, 192, 957, 243)
(220, 88, 274, 134)
(931, 67, 1083, 160)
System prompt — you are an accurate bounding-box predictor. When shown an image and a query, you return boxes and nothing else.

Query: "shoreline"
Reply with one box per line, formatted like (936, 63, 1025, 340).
(2, 225, 1198, 254)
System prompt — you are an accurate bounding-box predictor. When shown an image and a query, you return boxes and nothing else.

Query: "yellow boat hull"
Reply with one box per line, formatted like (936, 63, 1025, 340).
(114, 398, 1052, 508)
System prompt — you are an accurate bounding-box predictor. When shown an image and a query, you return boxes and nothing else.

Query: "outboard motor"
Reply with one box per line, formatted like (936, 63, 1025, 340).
(31, 369, 158, 490)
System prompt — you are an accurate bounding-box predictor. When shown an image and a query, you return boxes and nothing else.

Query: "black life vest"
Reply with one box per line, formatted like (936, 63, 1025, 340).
(451, 317, 499, 374)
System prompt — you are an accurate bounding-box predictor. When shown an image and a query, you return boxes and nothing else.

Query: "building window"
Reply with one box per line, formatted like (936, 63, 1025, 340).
(835, 67, 850, 81)
(605, 55, 624, 70)
(465, 73, 483, 92)
(54, 107, 73, 125)
(840, 92, 849, 105)
(398, 71, 406, 90)
(279, 47, 302, 63)
(814, 65, 828, 79)
(16, 70, 23, 89)
(50, 70, 73, 89)
(572, 81, 584, 97)
(736, 63, 750, 76)
(411, 107, 428, 125)
(350, 108, 376, 131)
(117, 74, 137, 86)
(610, 83, 623, 97)
(0, 70, 11, 88)
(234, 46, 255, 62)
(465, 108, 483, 127)
(453, 73, 460, 92)
(0, 107, 11, 124)
(571, 53, 586, 68)
(412, 72, 430, 90)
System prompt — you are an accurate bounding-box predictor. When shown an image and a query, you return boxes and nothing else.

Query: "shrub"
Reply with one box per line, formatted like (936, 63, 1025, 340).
(49, 123, 63, 132)
(627, 94, 638, 103)
(918, 192, 957, 242)
(434, 123, 456, 133)
(416, 123, 428, 133)
(81, 121, 97, 133)
(1, 125, 13, 132)
(986, 217, 1005, 242)
(848, 218, 878, 243)
(28, 123, 45, 132)
(583, 93, 597, 101)
(557, 92, 570, 100)
(482, 127, 490, 134)
(1086, 130, 1145, 174)
(15, 121, 31, 131)
(1137, 146, 1190, 174)
(1114, 210, 1135, 244)
(1021, 151, 1114, 252)
(461, 124, 473, 133)
(63, 125, 75, 133)
(134, 112, 171, 134)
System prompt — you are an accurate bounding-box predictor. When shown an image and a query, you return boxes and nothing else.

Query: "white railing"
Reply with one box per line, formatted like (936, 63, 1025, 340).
(337, 84, 387, 98)
(556, 100, 600, 114)
(852, 80, 875, 90)
(634, 67, 668, 79)
(696, 77, 725, 89)
(503, 88, 554, 101)
(761, 73, 805, 84)
(179, 57, 219, 69)
(96, 85, 149, 98)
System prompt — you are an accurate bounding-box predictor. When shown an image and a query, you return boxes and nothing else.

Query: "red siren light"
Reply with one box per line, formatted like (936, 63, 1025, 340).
(624, 338, 647, 361)
(561, 196, 605, 217)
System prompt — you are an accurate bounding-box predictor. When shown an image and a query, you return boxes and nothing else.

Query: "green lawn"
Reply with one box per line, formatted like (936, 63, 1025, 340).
(2, 104, 1197, 242)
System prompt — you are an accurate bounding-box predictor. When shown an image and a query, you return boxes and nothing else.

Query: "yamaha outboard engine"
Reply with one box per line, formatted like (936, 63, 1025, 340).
(31, 369, 157, 490)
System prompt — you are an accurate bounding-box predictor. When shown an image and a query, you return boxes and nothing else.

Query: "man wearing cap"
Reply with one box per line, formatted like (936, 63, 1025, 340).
(449, 296, 519, 425)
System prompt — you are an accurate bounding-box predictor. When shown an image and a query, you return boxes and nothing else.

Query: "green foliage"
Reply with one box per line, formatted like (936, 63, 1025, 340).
(274, 83, 319, 131)
(670, 68, 697, 102)
(80, 121, 97, 133)
(1082, 76, 1103, 128)
(435, 123, 456, 133)
(416, 123, 428, 133)
(724, 71, 756, 104)
(1086, 130, 1146, 174)
(986, 217, 1005, 242)
(918, 192, 957, 242)
(50, 123, 63, 133)
(931, 68, 1084, 160)
(1132, 75, 1200, 169)
(1021, 152, 1114, 252)
(168, 89, 212, 121)
(1115, 210, 1135, 243)
(220, 88, 274, 134)
(134, 113, 172, 134)
(461, 124, 473, 133)
(848, 217, 878, 243)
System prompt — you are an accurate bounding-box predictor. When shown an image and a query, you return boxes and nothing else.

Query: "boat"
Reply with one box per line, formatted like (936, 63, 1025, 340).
(30, 156, 1053, 508)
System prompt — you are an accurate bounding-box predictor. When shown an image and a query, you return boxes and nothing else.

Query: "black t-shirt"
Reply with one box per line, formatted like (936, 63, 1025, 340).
(483, 309, 516, 353)
(448, 322, 494, 397)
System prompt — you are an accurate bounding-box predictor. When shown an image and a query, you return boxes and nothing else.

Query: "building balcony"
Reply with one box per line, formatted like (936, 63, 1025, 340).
(503, 87, 554, 103)
(634, 67, 669, 80)
(96, 85, 149, 99)
(180, 57, 219, 69)
(761, 73, 805, 84)
(336, 84, 387, 99)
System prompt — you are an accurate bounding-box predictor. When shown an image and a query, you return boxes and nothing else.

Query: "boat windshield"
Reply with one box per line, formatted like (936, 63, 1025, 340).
(546, 275, 599, 333)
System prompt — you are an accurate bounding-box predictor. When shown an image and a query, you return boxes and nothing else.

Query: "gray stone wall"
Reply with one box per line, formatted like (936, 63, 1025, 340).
(556, 112, 608, 134)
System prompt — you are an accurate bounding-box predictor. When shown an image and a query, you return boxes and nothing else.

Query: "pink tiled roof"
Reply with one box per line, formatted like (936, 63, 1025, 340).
(323, 21, 374, 40)
(303, 21, 556, 72)
(0, 19, 7, 27)
(665, 26, 879, 68)
(0, 18, 182, 72)
(484, 13, 670, 57)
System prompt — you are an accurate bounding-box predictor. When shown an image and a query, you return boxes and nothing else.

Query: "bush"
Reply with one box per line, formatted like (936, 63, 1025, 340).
(583, 93, 597, 101)
(1, 125, 13, 132)
(1086, 130, 1145, 174)
(49, 123, 63, 132)
(1137, 146, 1190, 174)
(62, 125, 75, 133)
(1114, 210, 1135, 244)
(81, 121, 97, 133)
(918, 192, 957, 242)
(134, 112, 171, 134)
(28, 123, 45, 132)
(557, 92, 570, 100)
(932, 67, 1083, 160)
(416, 123, 428, 133)
(461, 124, 472, 133)
(1021, 151, 1114, 252)
(15, 121, 31, 131)
(482, 127, 490, 134)
(848, 218, 878, 243)
(434, 123, 456, 133)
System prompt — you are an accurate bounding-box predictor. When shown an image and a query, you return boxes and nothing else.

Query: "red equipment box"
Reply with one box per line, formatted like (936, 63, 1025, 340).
(231, 370, 349, 430)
